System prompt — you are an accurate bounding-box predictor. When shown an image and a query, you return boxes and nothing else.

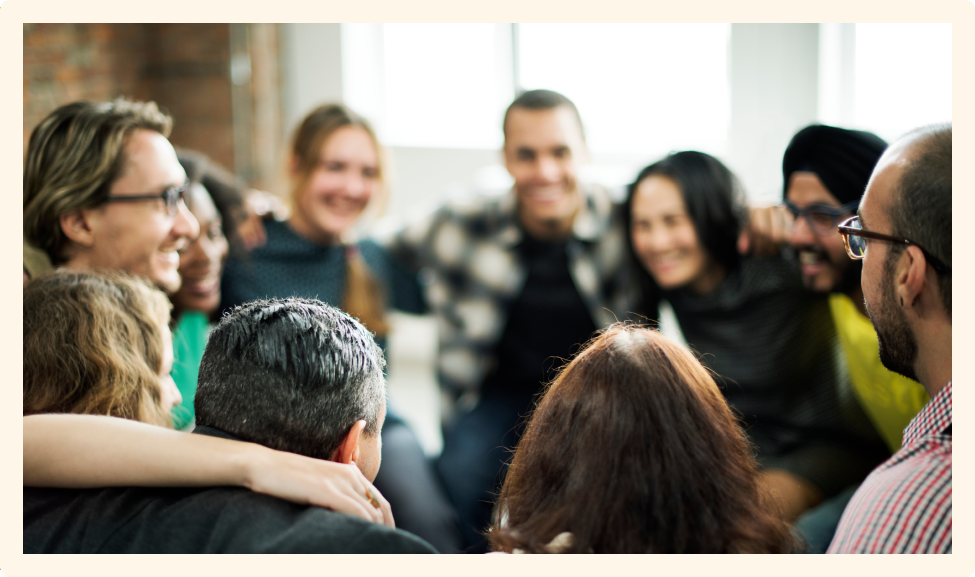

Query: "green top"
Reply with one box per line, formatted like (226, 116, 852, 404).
(170, 311, 210, 430)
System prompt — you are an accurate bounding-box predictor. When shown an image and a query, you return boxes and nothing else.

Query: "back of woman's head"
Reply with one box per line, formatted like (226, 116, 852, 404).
(626, 151, 745, 278)
(23, 269, 173, 427)
(491, 324, 794, 553)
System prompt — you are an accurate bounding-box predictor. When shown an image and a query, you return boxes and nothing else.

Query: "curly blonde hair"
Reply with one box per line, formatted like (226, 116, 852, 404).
(23, 269, 174, 427)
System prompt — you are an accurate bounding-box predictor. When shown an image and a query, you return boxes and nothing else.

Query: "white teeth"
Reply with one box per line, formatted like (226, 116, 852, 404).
(799, 251, 823, 265)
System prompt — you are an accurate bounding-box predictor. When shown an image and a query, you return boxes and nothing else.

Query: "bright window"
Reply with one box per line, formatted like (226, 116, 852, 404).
(382, 24, 511, 149)
(854, 24, 951, 140)
(517, 24, 731, 157)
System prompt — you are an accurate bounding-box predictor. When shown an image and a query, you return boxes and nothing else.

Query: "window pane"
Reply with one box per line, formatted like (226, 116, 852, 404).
(383, 24, 507, 149)
(518, 24, 730, 156)
(855, 24, 951, 140)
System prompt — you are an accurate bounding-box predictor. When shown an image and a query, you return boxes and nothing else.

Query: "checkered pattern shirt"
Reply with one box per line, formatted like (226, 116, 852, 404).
(378, 185, 638, 414)
(828, 381, 952, 553)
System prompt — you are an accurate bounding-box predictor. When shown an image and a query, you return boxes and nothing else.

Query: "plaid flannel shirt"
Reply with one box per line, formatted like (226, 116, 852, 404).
(380, 185, 638, 414)
(828, 381, 952, 553)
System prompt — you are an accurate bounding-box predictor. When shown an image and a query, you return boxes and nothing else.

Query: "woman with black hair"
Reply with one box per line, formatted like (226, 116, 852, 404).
(624, 151, 888, 525)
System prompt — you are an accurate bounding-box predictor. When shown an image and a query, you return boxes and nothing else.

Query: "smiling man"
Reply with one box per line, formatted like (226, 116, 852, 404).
(782, 125, 929, 456)
(23, 99, 199, 294)
(383, 89, 636, 550)
(775, 125, 934, 552)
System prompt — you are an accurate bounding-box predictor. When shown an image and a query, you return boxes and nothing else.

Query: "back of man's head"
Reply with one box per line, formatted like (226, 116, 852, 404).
(502, 89, 584, 141)
(890, 123, 951, 317)
(195, 298, 386, 461)
(23, 99, 173, 265)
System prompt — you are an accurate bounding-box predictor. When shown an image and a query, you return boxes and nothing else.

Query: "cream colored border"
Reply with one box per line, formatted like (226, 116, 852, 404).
(3, 1, 971, 575)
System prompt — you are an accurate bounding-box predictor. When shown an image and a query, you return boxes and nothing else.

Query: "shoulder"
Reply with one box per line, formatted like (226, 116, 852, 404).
(234, 493, 437, 553)
(27, 486, 436, 553)
(830, 445, 951, 553)
(228, 490, 437, 553)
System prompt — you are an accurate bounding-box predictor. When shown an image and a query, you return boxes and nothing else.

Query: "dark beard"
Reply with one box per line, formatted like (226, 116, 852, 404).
(869, 253, 920, 383)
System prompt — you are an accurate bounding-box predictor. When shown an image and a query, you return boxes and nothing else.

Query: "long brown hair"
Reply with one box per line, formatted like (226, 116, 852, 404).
(23, 269, 173, 427)
(289, 104, 389, 336)
(490, 324, 796, 554)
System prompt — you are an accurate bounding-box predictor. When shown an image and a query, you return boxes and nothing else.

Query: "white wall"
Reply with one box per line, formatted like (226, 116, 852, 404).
(726, 24, 820, 205)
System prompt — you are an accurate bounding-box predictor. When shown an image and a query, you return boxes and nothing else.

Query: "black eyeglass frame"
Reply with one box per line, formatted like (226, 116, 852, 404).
(782, 199, 860, 236)
(102, 182, 188, 217)
(837, 216, 950, 275)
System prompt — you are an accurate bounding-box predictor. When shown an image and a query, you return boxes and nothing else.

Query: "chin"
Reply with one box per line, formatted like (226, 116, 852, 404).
(152, 272, 182, 295)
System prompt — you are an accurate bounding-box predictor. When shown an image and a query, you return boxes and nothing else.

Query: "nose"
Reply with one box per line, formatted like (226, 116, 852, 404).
(343, 172, 368, 198)
(535, 156, 562, 183)
(170, 380, 183, 407)
(172, 200, 201, 243)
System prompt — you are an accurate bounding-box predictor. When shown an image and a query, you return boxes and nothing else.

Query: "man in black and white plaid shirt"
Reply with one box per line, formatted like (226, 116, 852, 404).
(382, 89, 638, 551)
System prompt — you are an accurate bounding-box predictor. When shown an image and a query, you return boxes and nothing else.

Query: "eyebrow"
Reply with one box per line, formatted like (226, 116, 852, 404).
(857, 209, 866, 229)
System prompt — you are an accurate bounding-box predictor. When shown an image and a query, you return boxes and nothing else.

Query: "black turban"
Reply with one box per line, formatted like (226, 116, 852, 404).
(782, 125, 888, 205)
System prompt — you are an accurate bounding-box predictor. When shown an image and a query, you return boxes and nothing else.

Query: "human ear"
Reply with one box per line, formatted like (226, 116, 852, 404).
(330, 420, 366, 465)
(896, 245, 927, 311)
(59, 210, 96, 248)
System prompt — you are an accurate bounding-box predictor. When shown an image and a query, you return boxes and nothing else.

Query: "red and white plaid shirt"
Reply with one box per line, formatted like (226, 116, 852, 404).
(828, 381, 952, 553)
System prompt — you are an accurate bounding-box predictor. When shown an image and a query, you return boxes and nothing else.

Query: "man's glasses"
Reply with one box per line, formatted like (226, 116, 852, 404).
(838, 216, 950, 275)
(783, 199, 859, 236)
(103, 182, 188, 217)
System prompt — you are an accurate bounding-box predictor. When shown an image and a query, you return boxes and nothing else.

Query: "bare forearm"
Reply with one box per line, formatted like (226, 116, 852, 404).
(23, 414, 393, 526)
(24, 414, 251, 488)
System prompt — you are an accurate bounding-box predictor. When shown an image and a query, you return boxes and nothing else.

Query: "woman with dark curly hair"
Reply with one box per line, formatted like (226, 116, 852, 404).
(490, 324, 796, 554)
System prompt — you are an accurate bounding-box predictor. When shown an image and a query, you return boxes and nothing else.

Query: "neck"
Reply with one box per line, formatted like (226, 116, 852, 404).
(688, 263, 727, 296)
(913, 319, 952, 398)
(518, 213, 576, 242)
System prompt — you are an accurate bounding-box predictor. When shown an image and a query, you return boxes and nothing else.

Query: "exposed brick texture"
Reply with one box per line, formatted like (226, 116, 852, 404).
(23, 23, 283, 188)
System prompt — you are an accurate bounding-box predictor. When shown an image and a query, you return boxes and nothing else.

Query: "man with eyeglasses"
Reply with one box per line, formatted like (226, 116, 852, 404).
(781, 125, 929, 460)
(23, 99, 199, 293)
(743, 124, 933, 552)
(827, 123, 952, 554)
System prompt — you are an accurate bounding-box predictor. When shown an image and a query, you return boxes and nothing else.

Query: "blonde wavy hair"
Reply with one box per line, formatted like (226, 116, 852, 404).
(23, 98, 173, 265)
(289, 104, 390, 336)
(23, 269, 174, 427)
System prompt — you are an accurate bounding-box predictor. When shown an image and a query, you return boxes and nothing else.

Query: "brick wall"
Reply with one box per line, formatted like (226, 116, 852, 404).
(24, 24, 151, 153)
(23, 23, 283, 188)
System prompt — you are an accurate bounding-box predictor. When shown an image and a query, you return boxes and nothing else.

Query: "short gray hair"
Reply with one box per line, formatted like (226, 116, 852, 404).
(196, 298, 386, 460)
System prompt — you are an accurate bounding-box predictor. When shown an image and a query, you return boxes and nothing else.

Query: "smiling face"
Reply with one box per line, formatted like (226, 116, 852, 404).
(786, 172, 856, 293)
(630, 175, 718, 294)
(173, 183, 229, 315)
(503, 106, 587, 239)
(288, 125, 380, 245)
(79, 129, 199, 294)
